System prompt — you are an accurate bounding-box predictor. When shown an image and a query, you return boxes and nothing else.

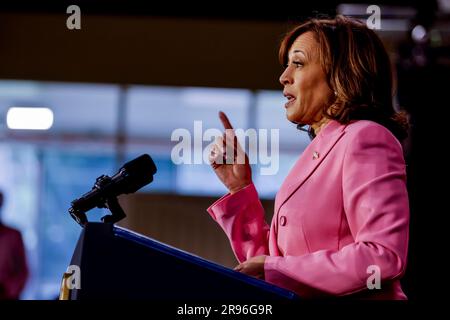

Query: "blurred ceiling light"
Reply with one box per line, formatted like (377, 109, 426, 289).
(6, 107, 54, 130)
(412, 25, 427, 42)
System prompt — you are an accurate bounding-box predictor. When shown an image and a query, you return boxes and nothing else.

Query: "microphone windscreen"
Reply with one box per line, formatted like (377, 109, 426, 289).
(120, 154, 157, 193)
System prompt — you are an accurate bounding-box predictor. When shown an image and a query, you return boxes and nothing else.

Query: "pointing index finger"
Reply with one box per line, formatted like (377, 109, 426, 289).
(219, 111, 234, 130)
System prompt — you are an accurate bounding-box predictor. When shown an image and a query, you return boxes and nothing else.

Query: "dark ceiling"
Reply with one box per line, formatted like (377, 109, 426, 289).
(0, 0, 435, 21)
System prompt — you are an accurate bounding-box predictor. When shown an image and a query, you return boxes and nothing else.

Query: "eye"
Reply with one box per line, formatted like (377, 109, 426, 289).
(284, 61, 304, 69)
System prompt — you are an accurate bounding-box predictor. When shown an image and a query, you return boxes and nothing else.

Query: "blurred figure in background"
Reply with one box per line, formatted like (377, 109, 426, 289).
(0, 191, 29, 300)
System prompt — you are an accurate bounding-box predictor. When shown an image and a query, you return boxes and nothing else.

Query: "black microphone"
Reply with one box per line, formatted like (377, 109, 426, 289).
(70, 154, 157, 215)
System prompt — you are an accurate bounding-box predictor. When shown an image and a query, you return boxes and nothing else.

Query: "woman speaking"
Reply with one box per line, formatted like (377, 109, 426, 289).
(207, 16, 409, 299)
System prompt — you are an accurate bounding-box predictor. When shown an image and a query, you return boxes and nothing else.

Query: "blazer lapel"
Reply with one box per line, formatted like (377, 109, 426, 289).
(275, 120, 347, 214)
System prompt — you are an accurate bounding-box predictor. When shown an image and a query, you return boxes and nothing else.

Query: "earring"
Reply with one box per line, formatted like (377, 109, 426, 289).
(334, 91, 337, 96)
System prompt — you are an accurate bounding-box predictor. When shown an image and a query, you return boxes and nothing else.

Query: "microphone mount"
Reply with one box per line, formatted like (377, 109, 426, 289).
(69, 174, 126, 228)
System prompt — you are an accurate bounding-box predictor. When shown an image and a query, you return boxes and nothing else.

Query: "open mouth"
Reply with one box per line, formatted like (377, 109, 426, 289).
(284, 94, 296, 108)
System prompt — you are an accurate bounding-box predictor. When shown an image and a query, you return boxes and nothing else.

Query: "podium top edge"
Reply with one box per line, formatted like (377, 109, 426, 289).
(111, 224, 298, 300)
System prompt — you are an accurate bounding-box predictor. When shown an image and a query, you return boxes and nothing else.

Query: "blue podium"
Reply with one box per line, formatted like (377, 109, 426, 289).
(62, 223, 298, 300)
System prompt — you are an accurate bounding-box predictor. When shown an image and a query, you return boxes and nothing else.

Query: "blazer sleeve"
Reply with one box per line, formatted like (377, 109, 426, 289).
(207, 183, 270, 263)
(264, 124, 410, 297)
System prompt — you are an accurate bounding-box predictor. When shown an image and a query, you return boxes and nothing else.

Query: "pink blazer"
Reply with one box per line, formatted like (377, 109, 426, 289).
(207, 120, 409, 299)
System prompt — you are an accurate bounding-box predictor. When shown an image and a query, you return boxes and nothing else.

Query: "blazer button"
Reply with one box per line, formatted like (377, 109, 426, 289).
(280, 216, 287, 226)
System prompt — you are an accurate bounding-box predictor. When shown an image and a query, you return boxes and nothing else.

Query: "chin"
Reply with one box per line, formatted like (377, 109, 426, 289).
(286, 114, 298, 123)
(286, 110, 305, 124)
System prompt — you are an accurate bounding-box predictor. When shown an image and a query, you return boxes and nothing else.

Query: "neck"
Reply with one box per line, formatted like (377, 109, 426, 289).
(311, 117, 330, 135)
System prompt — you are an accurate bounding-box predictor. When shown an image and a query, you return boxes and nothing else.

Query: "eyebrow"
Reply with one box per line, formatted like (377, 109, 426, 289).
(292, 49, 307, 58)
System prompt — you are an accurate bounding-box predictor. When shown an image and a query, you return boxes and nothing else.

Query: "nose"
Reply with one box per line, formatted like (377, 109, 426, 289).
(279, 66, 292, 86)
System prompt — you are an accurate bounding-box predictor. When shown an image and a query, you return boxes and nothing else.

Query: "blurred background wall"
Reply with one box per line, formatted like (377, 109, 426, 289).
(0, 0, 448, 300)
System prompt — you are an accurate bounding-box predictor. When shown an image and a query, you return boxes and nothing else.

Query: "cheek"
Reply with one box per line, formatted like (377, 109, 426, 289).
(295, 78, 314, 112)
(296, 74, 316, 107)
(298, 72, 319, 97)
(288, 68, 331, 123)
(297, 74, 329, 112)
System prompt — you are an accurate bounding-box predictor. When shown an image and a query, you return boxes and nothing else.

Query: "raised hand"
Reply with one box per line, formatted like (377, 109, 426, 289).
(208, 111, 252, 194)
